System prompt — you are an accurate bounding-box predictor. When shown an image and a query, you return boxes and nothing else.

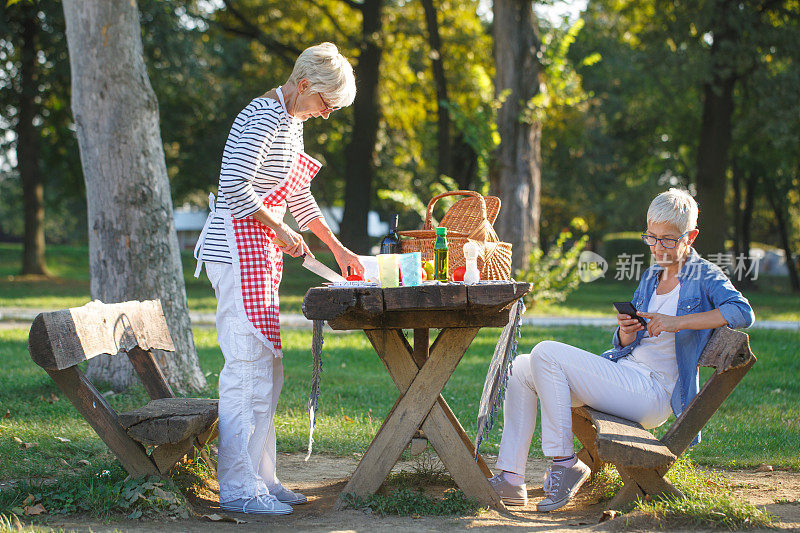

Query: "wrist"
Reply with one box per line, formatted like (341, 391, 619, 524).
(330, 239, 348, 255)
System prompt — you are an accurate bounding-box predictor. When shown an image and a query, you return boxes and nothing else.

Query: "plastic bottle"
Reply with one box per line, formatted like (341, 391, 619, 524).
(463, 241, 481, 283)
(433, 227, 448, 281)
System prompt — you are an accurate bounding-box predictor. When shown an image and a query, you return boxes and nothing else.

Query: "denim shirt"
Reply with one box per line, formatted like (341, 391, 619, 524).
(601, 248, 755, 444)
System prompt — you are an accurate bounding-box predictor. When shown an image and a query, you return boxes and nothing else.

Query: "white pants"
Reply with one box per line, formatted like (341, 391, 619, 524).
(495, 340, 673, 476)
(206, 262, 284, 502)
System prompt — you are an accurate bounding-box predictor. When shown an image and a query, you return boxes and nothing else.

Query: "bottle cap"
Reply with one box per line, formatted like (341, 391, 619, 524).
(436, 226, 447, 236)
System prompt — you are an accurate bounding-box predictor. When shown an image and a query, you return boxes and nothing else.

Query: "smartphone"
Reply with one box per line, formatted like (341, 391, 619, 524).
(613, 301, 648, 328)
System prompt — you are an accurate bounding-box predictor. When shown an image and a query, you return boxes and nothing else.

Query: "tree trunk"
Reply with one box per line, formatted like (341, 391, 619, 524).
(694, 76, 735, 257)
(730, 163, 757, 290)
(451, 133, 477, 190)
(340, 0, 383, 253)
(421, 0, 451, 181)
(732, 161, 742, 259)
(18, 6, 50, 276)
(742, 172, 756, 263)
(62, 0, 206, 393)
(694, 1, 737, 258)
(491, 0, 542, 273)
(768, 190, 800, 293)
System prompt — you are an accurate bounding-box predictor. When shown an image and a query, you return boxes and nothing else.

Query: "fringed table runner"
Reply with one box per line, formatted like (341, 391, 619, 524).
(474, 297, 525, 457)
(305, 319, 325, 461)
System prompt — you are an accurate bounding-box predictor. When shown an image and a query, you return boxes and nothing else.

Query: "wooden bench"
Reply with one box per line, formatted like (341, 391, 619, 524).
(571, 326, 756, 509)
(28, 299, 218, 477)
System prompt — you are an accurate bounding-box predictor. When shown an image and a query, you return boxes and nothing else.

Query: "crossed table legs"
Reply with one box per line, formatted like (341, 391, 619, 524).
(334, 327, 506, 510)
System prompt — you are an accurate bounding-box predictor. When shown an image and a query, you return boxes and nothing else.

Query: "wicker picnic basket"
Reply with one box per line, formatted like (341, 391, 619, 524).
(398, 190, 513, 280)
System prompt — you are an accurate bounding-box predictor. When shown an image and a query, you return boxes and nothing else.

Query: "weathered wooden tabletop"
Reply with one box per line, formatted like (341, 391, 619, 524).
(302, 281, 531, 330)
(302, 281, 532, 510)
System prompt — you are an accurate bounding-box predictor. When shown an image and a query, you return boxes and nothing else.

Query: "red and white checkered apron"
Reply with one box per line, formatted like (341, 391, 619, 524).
(225, 151, 321, 357)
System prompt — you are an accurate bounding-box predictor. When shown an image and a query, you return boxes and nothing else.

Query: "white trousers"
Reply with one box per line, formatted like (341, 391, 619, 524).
(495, 340, 673, 476)
(206, 262, 284, 502)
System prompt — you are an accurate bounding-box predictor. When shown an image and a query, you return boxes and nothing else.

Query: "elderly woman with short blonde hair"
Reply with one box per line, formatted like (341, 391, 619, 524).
(489, 188, 755, 511)
(194, 42, 362, 515)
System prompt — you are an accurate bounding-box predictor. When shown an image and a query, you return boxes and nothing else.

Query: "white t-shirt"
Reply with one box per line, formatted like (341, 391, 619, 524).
(627, 282, 681, 394)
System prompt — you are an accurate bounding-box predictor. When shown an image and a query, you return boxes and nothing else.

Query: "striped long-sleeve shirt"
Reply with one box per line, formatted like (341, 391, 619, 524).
(198, 96, 323, 264)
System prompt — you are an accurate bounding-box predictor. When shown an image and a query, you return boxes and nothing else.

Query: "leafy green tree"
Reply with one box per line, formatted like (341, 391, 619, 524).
(574, 0, 797, 256)
(731, 26, 800, 291)
(0, 0, 83, 270)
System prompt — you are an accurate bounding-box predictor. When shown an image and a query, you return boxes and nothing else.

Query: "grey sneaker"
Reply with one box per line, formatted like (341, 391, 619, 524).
(271, 485, 308, 505)
(220, 494, 293, 515)
(537, 460, 591, 512)
(489, 474, 528, 506)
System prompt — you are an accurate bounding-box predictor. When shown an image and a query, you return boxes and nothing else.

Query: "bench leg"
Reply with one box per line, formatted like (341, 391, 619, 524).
(607, 466, 683, 510)
(47, 367, 158, 476)
(152, 438, 195, 475)
(608, 480, 644, 510)
(571, 410, 604, 475)
(622, 466, 683, 500)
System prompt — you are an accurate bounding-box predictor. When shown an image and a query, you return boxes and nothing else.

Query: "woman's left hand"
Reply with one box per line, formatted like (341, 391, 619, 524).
(333, 246, 365, 277)
(638, 312, 682, 337)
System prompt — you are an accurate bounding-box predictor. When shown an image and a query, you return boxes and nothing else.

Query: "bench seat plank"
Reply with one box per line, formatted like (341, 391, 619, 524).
(119, 398, 218, 446)
(575, 406, 676, 469)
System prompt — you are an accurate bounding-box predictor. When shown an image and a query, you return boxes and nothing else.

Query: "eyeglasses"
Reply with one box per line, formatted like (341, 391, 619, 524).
(317, 93, 340, 114)
(641, 231, 690, 249)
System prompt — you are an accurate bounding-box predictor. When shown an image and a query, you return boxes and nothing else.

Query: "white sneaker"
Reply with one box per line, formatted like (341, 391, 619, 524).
(537, 460, 591, 512)
(271, 485, 308, 505)
(220, 494, 293, 515)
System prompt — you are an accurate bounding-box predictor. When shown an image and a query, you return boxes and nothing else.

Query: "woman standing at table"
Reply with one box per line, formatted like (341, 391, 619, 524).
(489, 188, 754, 511)
(194, 43, 364, 515)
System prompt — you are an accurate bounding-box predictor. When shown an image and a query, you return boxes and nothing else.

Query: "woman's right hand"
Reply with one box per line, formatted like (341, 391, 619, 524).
(273, 223, 313, 258)
(616, 313, 644, 347)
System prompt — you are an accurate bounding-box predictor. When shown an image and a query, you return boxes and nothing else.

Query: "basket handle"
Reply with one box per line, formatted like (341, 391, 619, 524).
(423, 190, 488, 230)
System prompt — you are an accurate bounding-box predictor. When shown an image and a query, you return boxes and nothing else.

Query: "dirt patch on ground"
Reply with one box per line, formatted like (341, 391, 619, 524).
(36, 453, 800, 532)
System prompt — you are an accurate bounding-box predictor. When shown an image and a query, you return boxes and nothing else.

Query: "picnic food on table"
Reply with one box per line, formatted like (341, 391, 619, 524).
(422, 260, 435, 280)
(398, 190, 512, 280)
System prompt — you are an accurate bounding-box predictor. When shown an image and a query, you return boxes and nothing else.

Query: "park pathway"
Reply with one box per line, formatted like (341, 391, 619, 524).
(2, 307, 799, 330)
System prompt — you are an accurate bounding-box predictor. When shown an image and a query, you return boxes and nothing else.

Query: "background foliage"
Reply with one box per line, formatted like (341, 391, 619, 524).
(0, 0, 797, 288)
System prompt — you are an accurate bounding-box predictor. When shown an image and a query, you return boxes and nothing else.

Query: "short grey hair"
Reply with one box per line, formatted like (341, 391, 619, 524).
(288, 42, 356, 108)
(647, 188, 699, 233)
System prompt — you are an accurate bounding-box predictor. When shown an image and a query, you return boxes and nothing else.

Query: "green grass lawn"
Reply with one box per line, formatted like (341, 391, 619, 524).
(532, 276, 800, 322)
(0, 242, 322, 315)
(2, 323, 798, 491)
(2, 243, 799, 320)
(1, 240, 799, 511)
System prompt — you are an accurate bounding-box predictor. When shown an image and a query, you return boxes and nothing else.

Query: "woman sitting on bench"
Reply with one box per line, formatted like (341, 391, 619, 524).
(490, 188, 755, 511)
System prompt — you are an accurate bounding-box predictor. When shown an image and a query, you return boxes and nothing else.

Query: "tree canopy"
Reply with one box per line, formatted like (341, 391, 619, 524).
(1, 0, 797, 289)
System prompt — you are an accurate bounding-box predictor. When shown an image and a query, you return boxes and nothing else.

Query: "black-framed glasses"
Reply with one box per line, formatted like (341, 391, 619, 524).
(641, 231, 690, 249)
(317, 93, 340, 113)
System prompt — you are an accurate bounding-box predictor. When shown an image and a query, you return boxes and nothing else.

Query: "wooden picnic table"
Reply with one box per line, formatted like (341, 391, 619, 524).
(302, 281, 532, 510)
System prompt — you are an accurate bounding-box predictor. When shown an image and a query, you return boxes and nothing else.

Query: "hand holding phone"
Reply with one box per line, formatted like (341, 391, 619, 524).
(613, 301, 648, 328)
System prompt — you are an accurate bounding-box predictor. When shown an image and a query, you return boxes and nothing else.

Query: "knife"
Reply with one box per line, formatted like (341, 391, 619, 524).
(273, 237, 347, 283)
(301, 254, 347, 283)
